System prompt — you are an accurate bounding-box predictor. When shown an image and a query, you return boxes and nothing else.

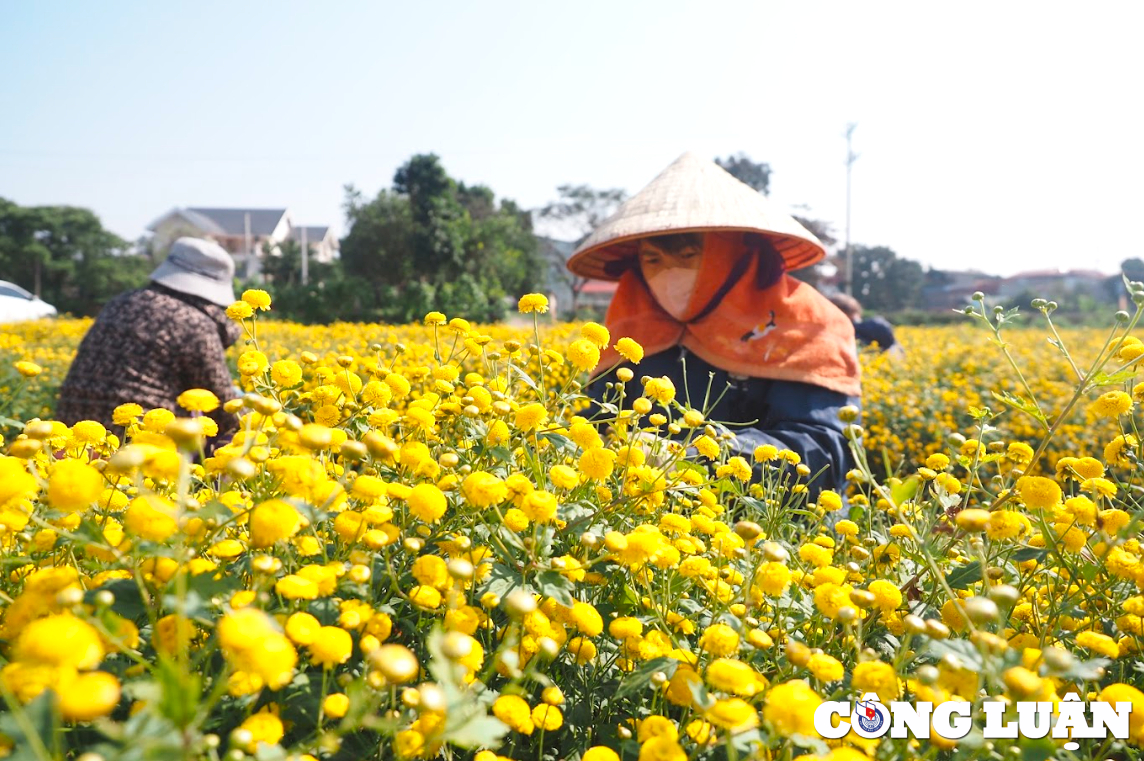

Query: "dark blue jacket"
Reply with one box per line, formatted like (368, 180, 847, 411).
(586, 345, 859, 494)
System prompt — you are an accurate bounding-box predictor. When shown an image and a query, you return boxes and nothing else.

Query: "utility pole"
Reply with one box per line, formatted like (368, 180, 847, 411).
(844, 123, 858, 295)
(301, 226, 309, 286)
(244, 212, 252, 281)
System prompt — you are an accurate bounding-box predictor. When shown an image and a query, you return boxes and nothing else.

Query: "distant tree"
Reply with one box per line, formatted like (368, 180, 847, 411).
(341, 154, 541, 323)
(1121, 258, 1144, 285)
(0, 198, 146, 316)
(716, 153, 772, 195)
(538, 185, 626, 317)
(260, 238, 303, 287)
(849, 244, 925, 313)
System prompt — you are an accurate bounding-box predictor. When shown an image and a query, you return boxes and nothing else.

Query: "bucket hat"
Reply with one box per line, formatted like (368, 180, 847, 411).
(150, 237, 237, 307)
(566, 152, 826, 281)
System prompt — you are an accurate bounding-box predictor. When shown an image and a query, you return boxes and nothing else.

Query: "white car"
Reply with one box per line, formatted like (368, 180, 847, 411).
(0, 281, 57, 323)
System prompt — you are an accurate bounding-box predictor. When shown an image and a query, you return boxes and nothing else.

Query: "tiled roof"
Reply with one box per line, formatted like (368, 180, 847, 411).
(185, 208, 289, 237)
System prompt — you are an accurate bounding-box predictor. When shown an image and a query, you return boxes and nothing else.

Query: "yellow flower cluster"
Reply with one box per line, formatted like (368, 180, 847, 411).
(0, 296, 1143, 760)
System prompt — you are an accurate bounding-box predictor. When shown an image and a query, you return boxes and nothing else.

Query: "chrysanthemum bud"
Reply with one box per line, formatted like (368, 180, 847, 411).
(257, 397, 284, 415)
(447, 559, 474, 580)
(903, 614, 926, 634)
(955, 508, 990, 533)
(441, 632, 473, 660)
(838, 405, 860, 423)
(164, 419, 205, 449)
(917, 665, 939, 685)
(229, 729, 254, 752)
(734, 521, 763, 540)
(504, 588, 537, 617)
(1042, 647, 1074, 671)
(417, 683, 446, 713)
(24, 421, 55, 440)
(963, 596, 999, 624)
(538, 637, 559, 659)
(298, 424, 333, 450)
(987, 584, 1019, 606)
(56, 587, 84, 607)
(363, 432, 398, 459)
(370, 644, 420, 683)
(340, 441, 368, 461)
(8, 438, 41, 458)
(926, 620, 951, 640)
(761, 542, 789, 563)
(227, 458, 257, 479)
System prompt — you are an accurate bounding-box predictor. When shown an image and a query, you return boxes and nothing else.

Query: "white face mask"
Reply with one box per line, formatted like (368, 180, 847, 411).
(646, 268, 699, 320)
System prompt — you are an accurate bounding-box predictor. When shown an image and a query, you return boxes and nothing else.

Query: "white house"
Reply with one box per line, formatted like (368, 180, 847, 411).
(288, 225, 340, 266)
(147, 207, 338, 281)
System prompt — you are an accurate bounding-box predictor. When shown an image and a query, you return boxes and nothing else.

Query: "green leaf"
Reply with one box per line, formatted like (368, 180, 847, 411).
(443, 715, 510, 749)
(1090, 369, 1138, 388)
(153, 656, 200, 729)
(614, 657, 678, 700)
(535, 570, 575, 608)
(731, 728, 764, 754)
(85, 578, 146, 621)
(686, 672, 714, 710)
(945, 560, 982, 589)
(537, 432, 574, 453)
(506, 363, 540, 393)
(890, 475, 920, 506)
(926, 638, 984, 671)
(1017, 737, 1059, 761)
(1058, 656, 1110, 682)
(990, 390, 1048, 426)
(1013, 547, 1048, 562)
(0, 690, 54, 761)
(483, 563, 522, 602)
(254, 745, 289, 761)
(162, 572, 241, 621)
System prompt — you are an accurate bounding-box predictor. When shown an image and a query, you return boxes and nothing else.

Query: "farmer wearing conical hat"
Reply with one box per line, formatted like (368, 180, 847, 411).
(568, 153, 861, 493)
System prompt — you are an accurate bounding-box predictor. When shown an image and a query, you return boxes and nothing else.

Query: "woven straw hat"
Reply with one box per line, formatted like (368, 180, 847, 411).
(566, 152, 826, 281)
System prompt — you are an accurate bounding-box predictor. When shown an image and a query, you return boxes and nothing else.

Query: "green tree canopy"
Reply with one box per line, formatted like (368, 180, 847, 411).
(340, 154, 542, 323)
(848, 244, 925, 313)
(716, 153, 772, 195)
(0, 198, 147, 316)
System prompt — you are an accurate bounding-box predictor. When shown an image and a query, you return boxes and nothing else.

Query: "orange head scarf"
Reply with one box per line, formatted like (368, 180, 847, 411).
(596, 231, 862, 397)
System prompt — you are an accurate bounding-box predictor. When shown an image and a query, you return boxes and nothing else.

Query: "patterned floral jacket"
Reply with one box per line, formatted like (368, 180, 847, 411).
(57, 283, 242, 448)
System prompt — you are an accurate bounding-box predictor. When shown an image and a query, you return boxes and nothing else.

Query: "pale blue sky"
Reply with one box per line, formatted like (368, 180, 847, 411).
(3, 2, 1142, 275)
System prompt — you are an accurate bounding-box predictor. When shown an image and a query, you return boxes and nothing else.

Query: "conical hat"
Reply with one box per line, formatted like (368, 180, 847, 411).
(566, 152, 826, 281)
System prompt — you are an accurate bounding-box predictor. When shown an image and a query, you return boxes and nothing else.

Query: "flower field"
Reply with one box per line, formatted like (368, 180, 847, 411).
(1, 293, 1144, 761)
